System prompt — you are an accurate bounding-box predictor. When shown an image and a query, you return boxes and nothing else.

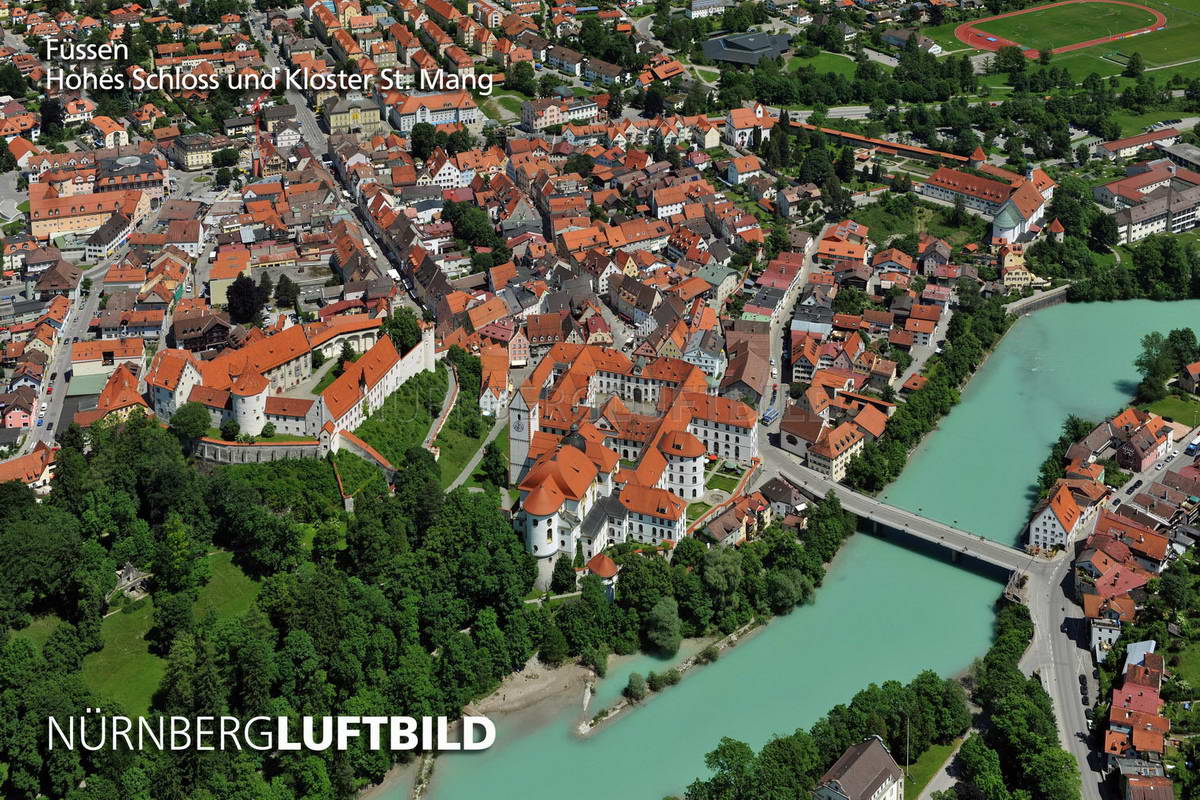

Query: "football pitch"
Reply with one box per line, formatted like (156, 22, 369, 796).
(973, 2, 1159, 51)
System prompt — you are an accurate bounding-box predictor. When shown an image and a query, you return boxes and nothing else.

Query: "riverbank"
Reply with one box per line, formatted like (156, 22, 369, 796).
(359, 658, 593, 800)
(467, 657, 592, 716)
(579, 626, 754, 736)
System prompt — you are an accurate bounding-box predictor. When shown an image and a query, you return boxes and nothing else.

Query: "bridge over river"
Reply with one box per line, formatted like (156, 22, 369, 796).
(760, 457, 1056, 591)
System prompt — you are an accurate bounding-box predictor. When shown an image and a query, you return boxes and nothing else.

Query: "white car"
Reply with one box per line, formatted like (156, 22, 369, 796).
(1156, 463, 1165, 470)
(1172, 449, 1180, 457)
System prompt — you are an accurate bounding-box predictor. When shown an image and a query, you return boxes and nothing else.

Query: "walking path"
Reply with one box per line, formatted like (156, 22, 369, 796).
(446, 412, 508, 492)
(422, 364, 458, 453)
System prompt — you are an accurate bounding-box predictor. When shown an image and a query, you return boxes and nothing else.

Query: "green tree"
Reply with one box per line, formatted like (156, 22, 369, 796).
(169, 402, 210, 443)
(1124, 51, 1144, 78)
(1088, 213, 1118, 251)
(274, 274, 300, 308)
(1134, 331, 1173, 402)
(212, 148, 239, 168)
(381, 307, 422, 353)
(538, 620, 569, 666)
(479, 441, 507, 487)
(508, 61, 536, 96)
(645, 596, 682, 655)
(220, 418, 240, 441)
(625, 671, 648, 701)
(411, 122, 436, 160)
(226, 273, 263, 323)
(550, 557, 577, 594)
(155, 512, 201, 592)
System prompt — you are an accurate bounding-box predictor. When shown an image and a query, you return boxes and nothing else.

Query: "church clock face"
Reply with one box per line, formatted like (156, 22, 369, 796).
(513, 418, 525, 433)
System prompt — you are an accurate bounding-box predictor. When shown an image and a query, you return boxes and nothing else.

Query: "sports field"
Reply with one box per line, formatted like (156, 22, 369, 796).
(973, 1, 1158, 51)
(938, 0, 1200, 81)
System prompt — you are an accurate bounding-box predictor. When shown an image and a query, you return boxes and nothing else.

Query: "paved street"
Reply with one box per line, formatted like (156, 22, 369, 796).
(30, 264, 107, 451)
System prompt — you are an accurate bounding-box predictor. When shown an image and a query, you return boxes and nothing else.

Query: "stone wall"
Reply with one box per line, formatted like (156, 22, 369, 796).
(194, 437, 324, 464)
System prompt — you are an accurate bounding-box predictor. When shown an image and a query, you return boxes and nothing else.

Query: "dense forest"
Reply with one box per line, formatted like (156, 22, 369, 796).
(0, 384, 862, 800)
(0, 415, 536, 799)
(540, 493, 857, 676)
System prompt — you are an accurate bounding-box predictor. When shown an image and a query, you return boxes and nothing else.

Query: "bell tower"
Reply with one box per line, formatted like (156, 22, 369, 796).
(509, 389, 539, 483)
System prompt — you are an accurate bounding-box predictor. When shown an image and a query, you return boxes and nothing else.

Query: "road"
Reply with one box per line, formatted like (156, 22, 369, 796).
(1020, 556, 1107, 800)
(250, 14, 328, 152)
(29, 264, 107, 450)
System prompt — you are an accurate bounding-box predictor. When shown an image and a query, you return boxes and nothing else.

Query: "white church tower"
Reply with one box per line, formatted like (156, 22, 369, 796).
(509, 388, 539, 483)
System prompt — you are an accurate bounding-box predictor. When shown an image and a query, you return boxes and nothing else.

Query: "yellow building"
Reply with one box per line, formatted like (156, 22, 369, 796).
(323, 97, 387, 136)
(29, 185, 149, 241)
(170, 134, 217, 171)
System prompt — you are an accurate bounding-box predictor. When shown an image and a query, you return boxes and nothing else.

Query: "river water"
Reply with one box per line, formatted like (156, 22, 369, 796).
(397, 299, 1200, 800)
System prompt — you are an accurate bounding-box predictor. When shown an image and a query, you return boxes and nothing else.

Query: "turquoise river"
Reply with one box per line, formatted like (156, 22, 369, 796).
(394, 299, 1200, 800)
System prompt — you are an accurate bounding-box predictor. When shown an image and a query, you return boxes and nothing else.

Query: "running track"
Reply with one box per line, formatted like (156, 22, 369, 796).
(954, 0, 1167, 59)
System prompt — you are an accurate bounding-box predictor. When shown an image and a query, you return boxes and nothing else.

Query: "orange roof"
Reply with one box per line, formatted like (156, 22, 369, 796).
(1047, 484, 1082, 532)
(659, 429, 704, 458)
(265, 396, 314, 417)
(95, 363, 148, 414)
(71, 337, 143, 362)
(810, 421, 862, 460)
(586, 552, 618, 577)
(524, 483, 566, 516)
(0, 442, 55, 484)
(619, 484, 685, 521)
(322, 335, 401, 420)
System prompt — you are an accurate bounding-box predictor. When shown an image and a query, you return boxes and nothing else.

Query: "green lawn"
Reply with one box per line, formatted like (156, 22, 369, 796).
(787, 52, 862, 78)
(434, 423, 485, 488)
(17, 200, 30, 214)
(629, 4, 654, 15)
(195, 551, 260, 621)
(480, 93, 526, 121)
(1108, 18, 1200, 67)
(687, 502, 712, 522)
(1051, 49, 1126, 79)
(312, 362, 340, 393)
(334, 450, 389, 497)
(1143, 394, 1200, 427)
(706, 473, 739, 493)
(464, 427, 509, 491)
(353, 365, 448, 465)
(12, 614, 63, 652)
(496, 95, 524, 113)
(923, 20, 974, 51)
(82, 550, 260, 715)
(851, 200, 987, 247)
(81, 600, 165, 716)
(204, 427, 312, 443)
(904, 738, 962, 800)
(1176, 641, 1200, 687)
(975, 3, 1158, 52)
(1110, 107, 1189, 137)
